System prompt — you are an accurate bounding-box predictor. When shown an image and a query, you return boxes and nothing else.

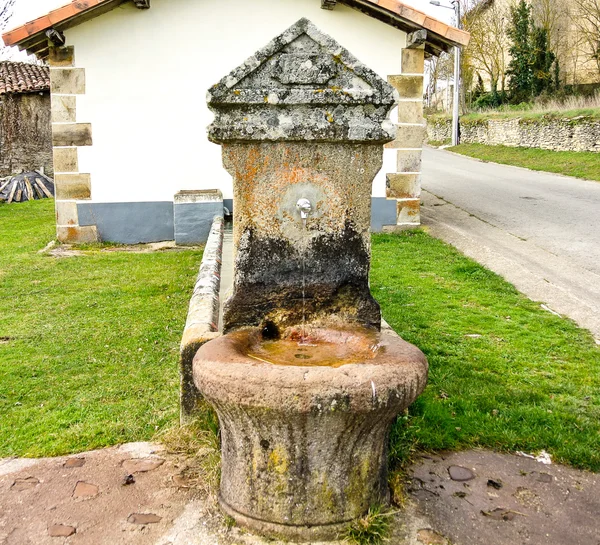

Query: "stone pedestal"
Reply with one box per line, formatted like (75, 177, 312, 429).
(194, 325, 428, 542)
(194, 18, 428, 542)
(222, 141, 383, 332)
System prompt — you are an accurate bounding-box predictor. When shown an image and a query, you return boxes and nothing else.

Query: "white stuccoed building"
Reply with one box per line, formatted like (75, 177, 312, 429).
(3, 0, 468, 244)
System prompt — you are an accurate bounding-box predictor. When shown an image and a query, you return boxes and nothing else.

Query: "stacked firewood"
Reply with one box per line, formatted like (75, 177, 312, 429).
(0, 171, 55, 204)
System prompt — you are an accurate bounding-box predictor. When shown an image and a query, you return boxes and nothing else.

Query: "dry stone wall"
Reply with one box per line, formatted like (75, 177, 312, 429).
(427, 116, 600, 152)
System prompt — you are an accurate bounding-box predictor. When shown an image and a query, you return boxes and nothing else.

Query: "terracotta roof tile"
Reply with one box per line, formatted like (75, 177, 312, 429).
(0, 61, 50, 95)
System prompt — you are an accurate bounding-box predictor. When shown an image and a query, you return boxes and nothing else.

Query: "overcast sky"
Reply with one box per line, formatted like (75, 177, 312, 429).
(9, 0, 454, 29)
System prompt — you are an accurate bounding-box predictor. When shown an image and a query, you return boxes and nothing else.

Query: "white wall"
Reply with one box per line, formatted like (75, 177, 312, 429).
(67, 0, 406, 202)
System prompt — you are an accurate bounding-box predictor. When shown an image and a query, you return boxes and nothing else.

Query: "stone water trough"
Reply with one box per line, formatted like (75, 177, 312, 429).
(193, 19, 428, 542)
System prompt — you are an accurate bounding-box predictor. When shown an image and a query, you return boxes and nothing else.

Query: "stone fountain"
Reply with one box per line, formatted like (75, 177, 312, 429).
(193, 18, 428, 542)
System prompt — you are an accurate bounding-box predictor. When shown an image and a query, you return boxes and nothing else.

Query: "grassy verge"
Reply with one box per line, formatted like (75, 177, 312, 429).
(2, 202, 599, 474)
(426, 139, 450, 148)
(429, 107, 600, 123)
(448, 143, 600, 182)
(371, 231, 600, 472)
(0, 199, 202, 457)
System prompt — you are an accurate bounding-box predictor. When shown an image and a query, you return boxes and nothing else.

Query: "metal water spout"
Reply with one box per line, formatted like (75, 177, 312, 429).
(296, 198, 312, 220)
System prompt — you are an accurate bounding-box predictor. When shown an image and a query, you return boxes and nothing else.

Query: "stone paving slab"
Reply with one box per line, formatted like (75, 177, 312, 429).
(402, 450, 600, 545)
(1, 445, 598, 544)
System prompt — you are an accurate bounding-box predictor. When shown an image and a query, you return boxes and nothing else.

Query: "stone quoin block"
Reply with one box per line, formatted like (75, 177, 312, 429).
(51, 95, 77, 123)
(386, 173, 421, 199)
(52, 123, 92, 147)
(53, 147, 79, 173)
(50, 68, 85, 94)
(402, 48, 425, 74)
(57, 225, 99, 244)
(388, 74, 424, 99)
(397, 100, 424, 124)
(49, 46, 75, 67)
(55, 173, 91, 200)
(397, 198, 421, 224)
(396, 149, 422, 173)
(55, 201, 79, 226)
(385, 124, 426, 149)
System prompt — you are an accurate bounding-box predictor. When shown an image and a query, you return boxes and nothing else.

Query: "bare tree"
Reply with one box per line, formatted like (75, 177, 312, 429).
(463, 0, 510, 94)
(425, 52, 456, 111)
(573, 0, 600, 76)
(0, 0, 17, 60)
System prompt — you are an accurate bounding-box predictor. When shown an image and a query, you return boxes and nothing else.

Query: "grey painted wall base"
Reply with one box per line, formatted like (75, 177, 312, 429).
(371, 197, 398, 231)
(77, 197, 399, 244)
(78, 201, 174, 244)
(174, 202, 223, 245)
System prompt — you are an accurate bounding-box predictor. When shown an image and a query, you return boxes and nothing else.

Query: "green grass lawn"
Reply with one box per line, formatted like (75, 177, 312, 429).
(2, 201, 599, 474)
(0, 199, 202, 457)
(371, 231, 600, 472)
(448, 143, 600, 182)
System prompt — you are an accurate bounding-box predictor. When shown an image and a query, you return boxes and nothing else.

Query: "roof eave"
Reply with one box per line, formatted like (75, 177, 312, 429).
(3, 0, 127, 59)
(343, 0, 469, 54)
(3, 0, 469, 61)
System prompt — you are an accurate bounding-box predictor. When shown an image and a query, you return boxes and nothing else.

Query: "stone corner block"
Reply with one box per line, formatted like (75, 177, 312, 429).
(53, 147, 78, 173)
(55, 200, 79, 226)
(53, 123, 92, 147)
(386, 173, 421, 199)
(49, 46, 75, 67)
(382, 223, 421, 233)
(396, 150, 422, 173)
(388, 74, 424, 99)
(402, 48, 425, 74)
(57, 225, 99, 244)
(385, 124, 426, 149)
(55, 173, 91, 200)
(50, 68, 85, 94)
(397, 100, 424, 125)
(397, 199, 421, 224)
(51, 95, 77, 123)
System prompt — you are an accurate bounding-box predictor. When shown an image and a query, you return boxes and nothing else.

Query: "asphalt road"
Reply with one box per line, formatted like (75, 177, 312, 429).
(420, 147, 600, 339)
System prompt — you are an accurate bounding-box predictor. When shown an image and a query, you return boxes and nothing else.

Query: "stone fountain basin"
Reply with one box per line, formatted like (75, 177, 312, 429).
(192, 323, 428, 541)
(194, 324, 427, 412)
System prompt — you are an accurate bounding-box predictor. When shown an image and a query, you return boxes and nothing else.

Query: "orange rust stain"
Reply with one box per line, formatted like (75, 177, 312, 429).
(61, 226, 80, 242)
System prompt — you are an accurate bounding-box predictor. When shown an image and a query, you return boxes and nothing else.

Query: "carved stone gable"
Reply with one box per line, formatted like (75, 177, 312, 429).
(207, 18, 397, 143)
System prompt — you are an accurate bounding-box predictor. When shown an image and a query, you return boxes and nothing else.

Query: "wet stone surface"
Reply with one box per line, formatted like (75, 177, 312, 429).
(48, 524, 76, 537)
(122, 458, 165, 474)
(64, 457, 86, 468)
(73, 481, 99, 498)
(11, 476, 40, 491)
(448, 465, 476, 482)
(127, 513, 162, 525)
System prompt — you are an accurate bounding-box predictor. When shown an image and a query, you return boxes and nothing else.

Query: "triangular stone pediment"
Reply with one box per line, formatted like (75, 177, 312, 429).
(208, 18, 397, 106)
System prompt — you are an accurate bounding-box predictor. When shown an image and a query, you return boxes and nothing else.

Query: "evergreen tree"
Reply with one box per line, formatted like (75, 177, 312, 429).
(553, 58, 561, 91)
(473, 73, 485, 100)
(506, 0, 534, 102)
(532, 26, 556, 95)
